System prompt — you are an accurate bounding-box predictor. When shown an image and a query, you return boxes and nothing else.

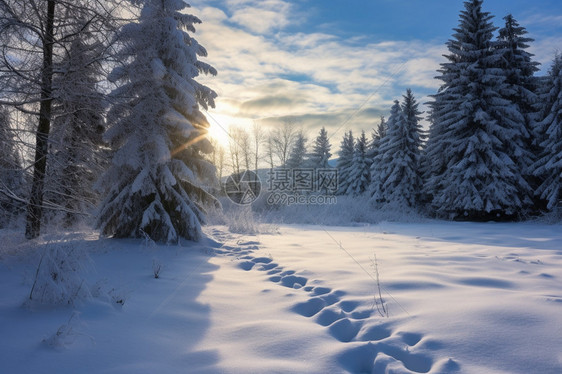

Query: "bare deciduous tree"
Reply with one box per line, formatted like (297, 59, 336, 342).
(270, 118, 298, 168)
(0, 0, 126, 237)
(251, 120, 265, 173)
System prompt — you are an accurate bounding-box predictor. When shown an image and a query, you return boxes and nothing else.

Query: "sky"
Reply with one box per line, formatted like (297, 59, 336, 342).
(187, 0, 562, 147)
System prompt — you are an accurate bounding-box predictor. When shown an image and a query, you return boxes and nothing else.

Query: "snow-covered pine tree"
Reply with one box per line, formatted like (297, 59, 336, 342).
(368, 116, 386, 191)
(497, 14, 540, 202)
(367, 116, 386, 162)
(371, 96, 422, 208)
(398, 89, 424, 205)
(371, 101, 400, 203)
(532, 54, 562, 210)
(336, 130, 354, 195)
(346, 130, 370, 196)
(45, 37, 106, 227)
(425, 0, 531, 219)
(376, 116, 387, 140)
(402, 89, 425, 161)
(97, 0, 219, 243)
(286, 131, 308, 169)
(308, 127, 332, 169)
(422, 67, 458, 207)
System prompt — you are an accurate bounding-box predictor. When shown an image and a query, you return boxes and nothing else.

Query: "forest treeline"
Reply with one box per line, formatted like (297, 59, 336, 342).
(0, 0, 560, 244)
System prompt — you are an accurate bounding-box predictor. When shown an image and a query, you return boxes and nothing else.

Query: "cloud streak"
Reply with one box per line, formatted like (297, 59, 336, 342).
(189, 1, 561, 144)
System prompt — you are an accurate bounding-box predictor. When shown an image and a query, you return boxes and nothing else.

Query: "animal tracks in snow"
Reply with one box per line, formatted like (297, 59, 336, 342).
(218, 235, 439, 374)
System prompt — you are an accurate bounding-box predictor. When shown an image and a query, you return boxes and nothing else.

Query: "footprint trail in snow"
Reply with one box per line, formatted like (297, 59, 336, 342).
(206, 230, 454, 374)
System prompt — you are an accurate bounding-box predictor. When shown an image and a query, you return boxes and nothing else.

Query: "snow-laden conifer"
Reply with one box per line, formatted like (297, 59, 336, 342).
(46, 38, 106, 226)
(97, 0, 219, 242)
(286, 131, 308, 169)
(497, 14, 540, 196)
(346, 130, 370, 196)
(336, 130, 354, 195)
(367, 116, 386, 163)
(308, 127, 332, 169)
(425, 0, 531, 219)
(368, 116, 386, 189)
(533, 54, 562, 210)
(371, 96, 422, 208)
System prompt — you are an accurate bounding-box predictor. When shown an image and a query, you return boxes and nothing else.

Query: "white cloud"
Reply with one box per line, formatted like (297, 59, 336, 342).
(515, 11, 562, 72)
(521, 13, 562, 30)
(190, 3, 445, 138)
(225, 0, 293, 34)
(528, 35, 562, 73)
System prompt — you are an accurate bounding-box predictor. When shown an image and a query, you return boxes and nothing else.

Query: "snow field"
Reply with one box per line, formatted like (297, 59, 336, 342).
(251, 223, 562, 373)
(1, 221, 562, 373)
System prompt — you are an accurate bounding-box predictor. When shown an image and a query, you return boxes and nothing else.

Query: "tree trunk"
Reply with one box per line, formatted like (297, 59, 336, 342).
(25, 0, 55, 239)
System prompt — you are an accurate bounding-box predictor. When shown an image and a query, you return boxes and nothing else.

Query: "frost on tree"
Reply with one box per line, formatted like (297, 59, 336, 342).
(97, 0, 219, 243)
(0, 0, 124, 237)
(336, 130, 354, 195)
(371, 96, 422, 208)
(346, 130, 370, 196)
(286, 131, 308, 169)
(0, 107, 24, 226)
(497, 14, 540, 195)
(425, 0, 531, 219)
(533, 54, 562, 210)
(46, 38, 106, 227)
(368, 116, 386, 193)
(309, 127, 332, 169)
(367, 116, 386, 169)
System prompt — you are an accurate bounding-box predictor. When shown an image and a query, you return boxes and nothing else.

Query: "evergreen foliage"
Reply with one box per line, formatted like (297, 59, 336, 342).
(371, 96, 422, 208)
(308, 127, 332, 169)
(367, 116, 386, 163)
(424, 0, 532, 219)
(46, 38, 107, 226)
(286, 131, 308, 169)
(97, 0, 219, 243)
(336, 130, 354, 195)
(367, 116, 386, 193)
(497, 14, 541, 199)
(346, 130, 370, 196)
(533, 54, 562, 210)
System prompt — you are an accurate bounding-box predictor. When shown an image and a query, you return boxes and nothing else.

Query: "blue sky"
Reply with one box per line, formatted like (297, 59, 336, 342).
(188, 0, 562, 146)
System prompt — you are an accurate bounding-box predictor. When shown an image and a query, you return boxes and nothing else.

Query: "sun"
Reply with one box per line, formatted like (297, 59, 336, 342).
(206, 114, 232, 149)
(205, 111, 257, 150)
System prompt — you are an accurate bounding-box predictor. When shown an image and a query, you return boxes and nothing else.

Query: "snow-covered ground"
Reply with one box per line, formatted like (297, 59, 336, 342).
(1, 221, 562, 373)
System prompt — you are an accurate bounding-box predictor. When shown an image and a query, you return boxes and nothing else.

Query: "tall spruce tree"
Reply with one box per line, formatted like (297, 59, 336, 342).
(45, 37, 106, 226)
(346, 130, 370, 196)
(309, 127, 332, 169)
(368, 116, 386, 191)
(402, 89, 425, 163)
(371, 97, 422, 208)
(97, 0, 219, 242)
(497, 14, 540, 199)
(401, 89, 424, 203)
(533, 54, 562, 210)
(336, 130, 354, 195)
(425, 0, 531, 219)
(367, 116, 386, 163)
(286, 131, 308, 169)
